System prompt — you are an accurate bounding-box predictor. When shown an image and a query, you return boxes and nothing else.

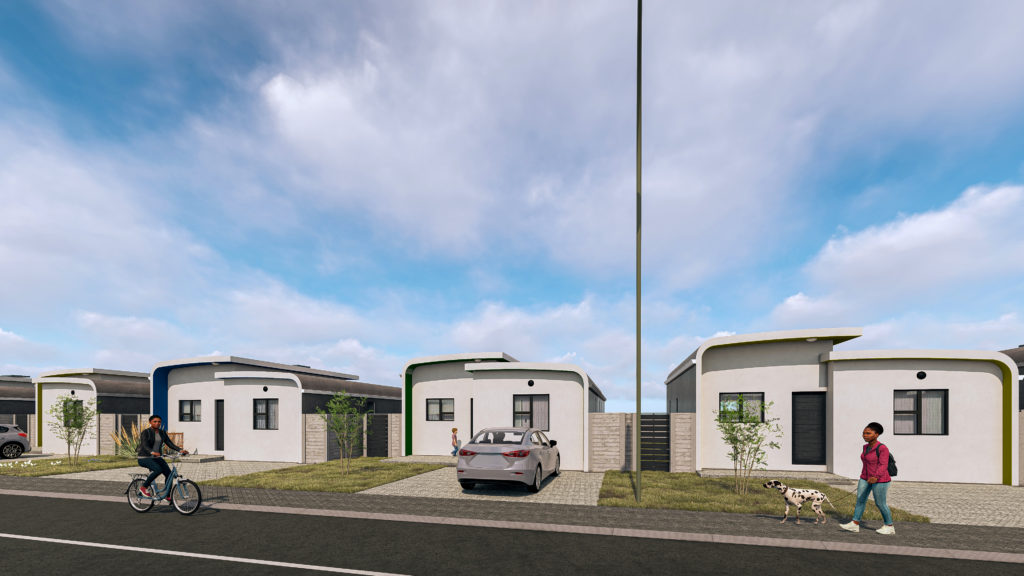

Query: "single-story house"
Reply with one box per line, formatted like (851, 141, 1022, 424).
(35, 368, 151, 457)
(150, 356, 401, 463)
(665, 328, 1019, 486)
(0, 375, 35, 444)
(401, 353, 606, 471)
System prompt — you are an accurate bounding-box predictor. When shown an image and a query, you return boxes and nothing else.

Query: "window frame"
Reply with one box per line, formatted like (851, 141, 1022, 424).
(512, 394, 550, 431)
(893, 389, 948, 436)
(179, 400, 202, 423)
(253, 398, 279, 430)
(718, 392, 765, 423)
(426, 398, 455, 422)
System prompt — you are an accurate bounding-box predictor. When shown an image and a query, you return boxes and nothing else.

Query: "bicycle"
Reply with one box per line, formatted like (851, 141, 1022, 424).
(125, 451, 203, 515)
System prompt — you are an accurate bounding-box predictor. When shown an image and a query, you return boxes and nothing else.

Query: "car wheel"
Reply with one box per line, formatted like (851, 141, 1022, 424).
(552, 455, 560, 477)
(459, 482, 475, 490)
(1, 443, 23, 459)
(528, 465, 542, 493)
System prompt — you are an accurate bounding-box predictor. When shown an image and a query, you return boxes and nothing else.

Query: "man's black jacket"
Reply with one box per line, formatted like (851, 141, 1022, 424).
(137, 427, 182, 458)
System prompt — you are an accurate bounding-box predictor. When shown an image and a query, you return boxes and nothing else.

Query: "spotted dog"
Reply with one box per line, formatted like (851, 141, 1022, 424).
(762, 480, 836, 525)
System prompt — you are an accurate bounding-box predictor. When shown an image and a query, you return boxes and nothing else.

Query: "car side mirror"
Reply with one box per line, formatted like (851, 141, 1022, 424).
(549, 440, 557, 447)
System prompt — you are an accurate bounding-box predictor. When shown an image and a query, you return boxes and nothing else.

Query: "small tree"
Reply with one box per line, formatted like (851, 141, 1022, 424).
(47, 394, 99, 466)
(713, 394, 782, 495)
(316, 391, 372, 473)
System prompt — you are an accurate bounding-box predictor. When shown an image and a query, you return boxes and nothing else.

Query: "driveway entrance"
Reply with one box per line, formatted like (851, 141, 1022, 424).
(360, 467, 605, 506)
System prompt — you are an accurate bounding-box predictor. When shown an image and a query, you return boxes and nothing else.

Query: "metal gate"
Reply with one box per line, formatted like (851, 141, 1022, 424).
(367, 414, 389, 457)
(640, 413, 670, 471)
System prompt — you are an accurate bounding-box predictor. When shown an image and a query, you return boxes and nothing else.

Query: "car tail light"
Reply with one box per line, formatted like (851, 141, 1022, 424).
(502, 449, 530, 458)
(17, 433, 28, 438)
(459, 449, 476, 456)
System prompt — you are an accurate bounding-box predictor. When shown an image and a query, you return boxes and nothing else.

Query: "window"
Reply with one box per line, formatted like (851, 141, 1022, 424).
(179, 400, 202, 422)
(894, 390, 947, 435)
(62, 399, 84, 427)
(426, 398, 455, 421)
(253, 399, 279, 430)
(513, 394, 550, 430)
(718, 393, 765, 423)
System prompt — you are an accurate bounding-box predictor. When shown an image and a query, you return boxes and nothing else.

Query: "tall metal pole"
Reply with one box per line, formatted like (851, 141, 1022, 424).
(635, 0, 643, 502)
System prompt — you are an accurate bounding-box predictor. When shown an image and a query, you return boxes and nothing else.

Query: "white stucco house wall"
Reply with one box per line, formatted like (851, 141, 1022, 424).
(34, 368, 150, 457)
(151, 356, 401, 463)
(401, 353, 606, 471)
(665, 329, 1020, 486)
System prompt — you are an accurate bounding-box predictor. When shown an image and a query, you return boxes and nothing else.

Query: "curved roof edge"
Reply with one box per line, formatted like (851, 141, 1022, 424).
(151, 355, 357, 381)
(38, 368, 148, 379)
(464, 361, 605, 401)
(401, 352, 517, 377)
(822, 349, 1019, 377)
(215, 371, 302, 388)
(664, 327, 864, 384)
(34, 377, 97, 394)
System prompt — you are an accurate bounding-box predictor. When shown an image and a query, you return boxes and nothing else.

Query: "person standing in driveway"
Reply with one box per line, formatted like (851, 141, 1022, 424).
(841, 422, 895, 535)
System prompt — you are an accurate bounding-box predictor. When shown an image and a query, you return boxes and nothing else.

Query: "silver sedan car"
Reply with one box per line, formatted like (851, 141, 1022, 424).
(0, 424, 31, 459)
(456, 427, 559, 492)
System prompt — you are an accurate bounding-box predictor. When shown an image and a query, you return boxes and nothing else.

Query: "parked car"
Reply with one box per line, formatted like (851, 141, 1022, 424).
(0, 424, 31, 459)
(456, 427, 559, 492)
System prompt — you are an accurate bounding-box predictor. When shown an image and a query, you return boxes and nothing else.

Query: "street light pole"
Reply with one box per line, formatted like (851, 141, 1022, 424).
(635, 0, 643, 503)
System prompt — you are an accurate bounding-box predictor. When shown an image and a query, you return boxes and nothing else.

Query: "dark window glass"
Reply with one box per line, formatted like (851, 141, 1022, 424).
(512, 395, 550, 431)
(894, 390, 947, 435)
(718, 393, 765, 423)
(426, 398, 455, 421)
(254, 399, 279, 430)
(179, 400, 202, 422)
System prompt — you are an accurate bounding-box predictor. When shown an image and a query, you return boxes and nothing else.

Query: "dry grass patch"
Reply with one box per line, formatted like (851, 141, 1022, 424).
(204, 458, 446, 493)
(600, 471, 929, 523)
(0, 455, 138, 477)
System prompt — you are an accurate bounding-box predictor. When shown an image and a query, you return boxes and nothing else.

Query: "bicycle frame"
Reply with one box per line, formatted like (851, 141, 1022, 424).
(138, 454, 189, 501)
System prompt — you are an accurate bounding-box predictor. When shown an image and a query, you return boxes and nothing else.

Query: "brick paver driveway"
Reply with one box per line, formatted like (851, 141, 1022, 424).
(361, 467, 605, 505)
(829, 481, 1024, 528)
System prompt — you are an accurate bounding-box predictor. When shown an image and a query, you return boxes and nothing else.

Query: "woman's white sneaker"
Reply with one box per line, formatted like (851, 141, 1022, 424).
(839, 521, 860, 533)
(876, 525, 896, 535)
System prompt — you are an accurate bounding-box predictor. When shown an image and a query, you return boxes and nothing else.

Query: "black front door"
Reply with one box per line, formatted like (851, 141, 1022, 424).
(792, 392, 826, 465)
(215, 400, 224, 451)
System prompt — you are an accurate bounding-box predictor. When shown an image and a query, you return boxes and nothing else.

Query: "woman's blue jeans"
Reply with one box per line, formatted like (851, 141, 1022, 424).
(852, 478, 893, 525)
(138, 457, 170, 488)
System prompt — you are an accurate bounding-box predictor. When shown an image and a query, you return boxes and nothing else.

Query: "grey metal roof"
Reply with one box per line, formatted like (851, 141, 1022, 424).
(1000, 346, 1024, 366)
(0, 383, 34, 400)
(295, 374, 400, 399)
(36, 374, 150, 397)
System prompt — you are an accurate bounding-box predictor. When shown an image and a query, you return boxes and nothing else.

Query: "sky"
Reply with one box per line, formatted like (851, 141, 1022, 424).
(1, 1, 1023, 412)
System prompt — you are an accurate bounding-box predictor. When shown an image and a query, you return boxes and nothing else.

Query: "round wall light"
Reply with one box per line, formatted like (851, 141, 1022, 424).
(916, 371, 927, 380)
(263, 386, 269, 392)
(527, 380, 535, 387)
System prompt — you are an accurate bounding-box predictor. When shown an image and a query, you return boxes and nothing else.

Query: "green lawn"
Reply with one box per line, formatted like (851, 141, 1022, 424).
(599, 471, 930, 523)
(203, 458, 447, 493)
(0, 455, 139, 477)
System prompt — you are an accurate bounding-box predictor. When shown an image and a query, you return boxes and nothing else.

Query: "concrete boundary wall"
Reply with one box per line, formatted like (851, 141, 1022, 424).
(670, 413, 696, 473)
(588, 413, 634, 472)
(1020, 411, 1023, 486)
(388, 413, 401, 458)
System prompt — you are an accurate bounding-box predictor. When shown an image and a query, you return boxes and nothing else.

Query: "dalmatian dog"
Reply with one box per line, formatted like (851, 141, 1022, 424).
(762, 480, 836, 525)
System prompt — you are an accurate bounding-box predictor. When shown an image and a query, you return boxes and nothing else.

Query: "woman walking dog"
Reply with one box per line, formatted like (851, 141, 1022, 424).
(841, 422, 895, 535)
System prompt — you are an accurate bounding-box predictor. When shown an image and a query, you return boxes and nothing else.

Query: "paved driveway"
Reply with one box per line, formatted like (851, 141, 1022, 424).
(829, 481, 1024, 528)
(361, 467, 605, 505)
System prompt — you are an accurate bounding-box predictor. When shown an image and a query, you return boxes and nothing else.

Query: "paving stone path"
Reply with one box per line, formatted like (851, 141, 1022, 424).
(828, 481, 1024, 528)
(361, 467, 606, 505)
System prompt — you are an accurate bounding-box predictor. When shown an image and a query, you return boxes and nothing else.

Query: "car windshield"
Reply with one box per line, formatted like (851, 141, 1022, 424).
(471, 430, 525, 445)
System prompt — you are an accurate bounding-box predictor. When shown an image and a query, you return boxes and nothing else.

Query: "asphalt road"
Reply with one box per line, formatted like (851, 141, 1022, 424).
(2, 495, 1019, 576)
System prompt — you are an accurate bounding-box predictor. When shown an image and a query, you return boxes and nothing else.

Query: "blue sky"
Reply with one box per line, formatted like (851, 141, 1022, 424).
(1, 1, 1022, 411)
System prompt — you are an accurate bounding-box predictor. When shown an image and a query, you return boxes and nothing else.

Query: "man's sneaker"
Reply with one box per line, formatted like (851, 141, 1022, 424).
(876, 525, 896, 535)
(139, 486, 151, 497)
(839, 521, 860, 533)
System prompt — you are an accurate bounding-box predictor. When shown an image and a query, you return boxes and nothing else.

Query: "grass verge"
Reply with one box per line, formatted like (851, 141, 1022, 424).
(203, 457, 446, 493)
(0, 455, 139, 477)
(599, 471, 930, 523)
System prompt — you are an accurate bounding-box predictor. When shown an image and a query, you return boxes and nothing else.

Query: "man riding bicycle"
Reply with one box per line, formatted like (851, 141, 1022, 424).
(137, 415, 188, 499)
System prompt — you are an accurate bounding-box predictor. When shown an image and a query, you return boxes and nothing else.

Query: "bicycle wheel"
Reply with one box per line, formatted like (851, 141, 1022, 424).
(171, 479, 202, 515)
(127, 479, 154, 512)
